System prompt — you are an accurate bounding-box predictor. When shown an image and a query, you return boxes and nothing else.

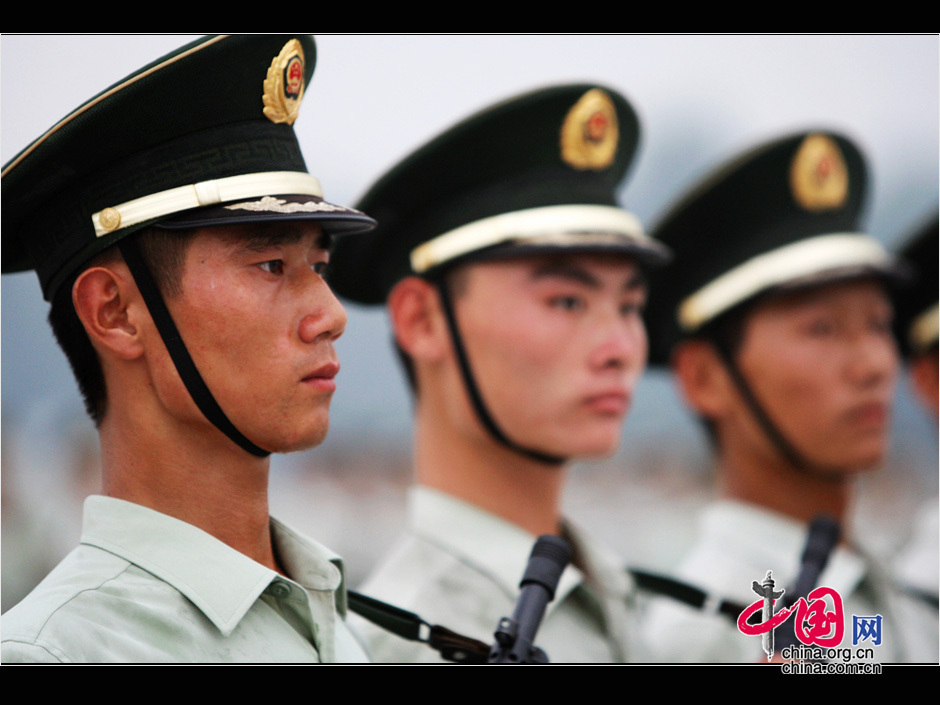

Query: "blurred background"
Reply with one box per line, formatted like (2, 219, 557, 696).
(2, 34, 937, 610)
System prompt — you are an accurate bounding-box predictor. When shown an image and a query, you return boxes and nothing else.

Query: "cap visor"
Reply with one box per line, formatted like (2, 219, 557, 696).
(156, 194, 376, 235)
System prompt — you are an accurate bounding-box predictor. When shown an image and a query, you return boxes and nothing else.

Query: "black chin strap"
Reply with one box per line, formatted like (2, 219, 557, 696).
(711, 336, 811, 472)
(436, 278, 566, 467)
(119, 237, 270, 458)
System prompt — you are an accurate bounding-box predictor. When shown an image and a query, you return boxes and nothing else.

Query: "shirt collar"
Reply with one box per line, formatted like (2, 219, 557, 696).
(270, 516, 348, 616)
(702, 500, 868, 596)
(407, 486, 588, 611)
(80, 496, 346, 636)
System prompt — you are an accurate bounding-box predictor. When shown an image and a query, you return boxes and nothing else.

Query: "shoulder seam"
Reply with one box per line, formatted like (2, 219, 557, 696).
(28, 559, 136, 643)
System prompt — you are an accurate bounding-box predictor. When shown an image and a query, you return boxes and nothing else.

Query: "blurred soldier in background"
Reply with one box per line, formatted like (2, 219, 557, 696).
(1, 35, 376, 662)
(638, 132, 939, 662)
(892, 215, 939, 608)
(894, 216, 939, 419)
(328, 85, 670, 662)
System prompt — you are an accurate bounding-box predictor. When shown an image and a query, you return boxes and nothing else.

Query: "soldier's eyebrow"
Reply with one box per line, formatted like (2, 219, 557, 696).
(232, 228, 333, 254)
(624, 270, 647, 292)
(531, 262, 601, 288)
(530, 261, 647, 291)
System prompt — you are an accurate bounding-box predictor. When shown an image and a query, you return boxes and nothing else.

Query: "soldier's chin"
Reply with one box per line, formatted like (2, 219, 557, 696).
(265, 422, 331, 455)
(583, 442, 622, 460)
(806, 449, 886, 480)
(557, 434, 622, 462)
(843, 437, 890, 472)
(846, 451, 887, 475)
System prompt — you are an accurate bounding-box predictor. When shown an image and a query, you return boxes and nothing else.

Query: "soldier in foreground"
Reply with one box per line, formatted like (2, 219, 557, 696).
(638, 131, 939, 662)
(328, 85, 669, 662)
(1, 35, 375, 662)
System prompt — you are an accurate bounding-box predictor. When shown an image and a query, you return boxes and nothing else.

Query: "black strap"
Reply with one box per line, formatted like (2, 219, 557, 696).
(899, 584, 940, 610)
(712, 336, 811, 471)
(435, 277, 565, 466)
(629, 567, 747, 624)
(119, 237, 270, 457)
(347, 590, 491, 664)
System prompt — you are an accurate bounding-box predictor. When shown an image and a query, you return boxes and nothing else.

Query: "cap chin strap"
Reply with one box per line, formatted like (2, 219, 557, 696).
(119, 236, 271, 458)
(711, 336, 811, 472)
(435, 277, 566, 467)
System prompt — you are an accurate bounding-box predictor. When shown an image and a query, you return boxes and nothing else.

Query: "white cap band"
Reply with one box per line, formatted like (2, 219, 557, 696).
(410, 204, 650, 273)
(92, 170, 322, 237)
(678, 233, 892, 331)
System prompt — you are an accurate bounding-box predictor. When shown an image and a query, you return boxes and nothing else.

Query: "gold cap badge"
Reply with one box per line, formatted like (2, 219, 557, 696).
(789, 134, 849, 211)
(262, 39, 306, 125)
(98, 207, 122, 232)
(560, 89, 618, 171)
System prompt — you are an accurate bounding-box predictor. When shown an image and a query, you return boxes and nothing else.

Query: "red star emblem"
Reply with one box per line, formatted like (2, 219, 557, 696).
(586, 111, 608, 142)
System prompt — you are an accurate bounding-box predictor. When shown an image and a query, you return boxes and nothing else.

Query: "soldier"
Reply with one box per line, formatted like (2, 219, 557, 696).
(327, 84, 670, 662)
(638, 131, 939, 662)
(1, 35, 376, 662)
(894, 216, 939, 418)
(892, 216, 939, 608)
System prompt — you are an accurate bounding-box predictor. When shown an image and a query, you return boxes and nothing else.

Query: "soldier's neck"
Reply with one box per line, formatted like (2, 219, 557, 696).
(413, 403, 568, 538)
(97, 403, 282, 575)
(717, 433, 850, 526)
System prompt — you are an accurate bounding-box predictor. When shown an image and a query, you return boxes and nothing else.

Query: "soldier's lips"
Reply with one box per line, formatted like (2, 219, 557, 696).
(844, 400, 888, 429)
(301, 361, 339, 392)
(583, 390, 630, 415)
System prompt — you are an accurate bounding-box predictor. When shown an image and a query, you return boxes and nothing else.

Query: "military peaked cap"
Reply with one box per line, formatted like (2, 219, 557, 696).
(894, 215, 939, 356)
(644, 130, 904, 365)
(2, 34, 375, 299)
(328, 83, 669, 304)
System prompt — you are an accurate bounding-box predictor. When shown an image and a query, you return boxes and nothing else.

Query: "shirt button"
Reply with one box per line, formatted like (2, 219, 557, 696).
(270, 582, 291, 599)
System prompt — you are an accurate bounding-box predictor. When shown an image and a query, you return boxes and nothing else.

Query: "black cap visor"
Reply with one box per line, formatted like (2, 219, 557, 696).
(157, 193, 376, 236)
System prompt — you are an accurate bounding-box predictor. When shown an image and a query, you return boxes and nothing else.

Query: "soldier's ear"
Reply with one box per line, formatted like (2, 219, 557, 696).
(72, 262, 146, 361)
(387, 276, 450, 363)
(909, 350, 939, 418)
(671, 339, 736, 421)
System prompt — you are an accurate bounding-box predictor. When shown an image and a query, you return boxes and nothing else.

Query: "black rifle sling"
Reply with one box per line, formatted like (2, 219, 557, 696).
(629, 568, 747, 624)
(347, 590, 491, 664)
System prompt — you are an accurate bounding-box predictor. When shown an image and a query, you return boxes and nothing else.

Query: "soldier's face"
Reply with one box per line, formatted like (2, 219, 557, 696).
(153, 222, 346, 453)
(733, 279, 898, 472)
(452, 253, 648, 458)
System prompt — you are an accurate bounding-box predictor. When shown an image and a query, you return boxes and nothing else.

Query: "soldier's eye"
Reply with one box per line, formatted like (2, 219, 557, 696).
(259, 260, 284, 275)
(550, 296, 585, 312)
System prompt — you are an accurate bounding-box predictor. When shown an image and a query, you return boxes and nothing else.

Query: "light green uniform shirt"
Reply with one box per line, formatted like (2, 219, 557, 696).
(1, 496, 368, 663)
(640, 500, 940, 663)
(351, 486, 645, 663)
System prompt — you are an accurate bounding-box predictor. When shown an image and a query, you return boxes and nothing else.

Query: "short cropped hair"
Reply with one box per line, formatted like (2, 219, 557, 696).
(682, 296, 758, 448)
(389, 264, 474, 397)
(47, 226, 196, 425)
